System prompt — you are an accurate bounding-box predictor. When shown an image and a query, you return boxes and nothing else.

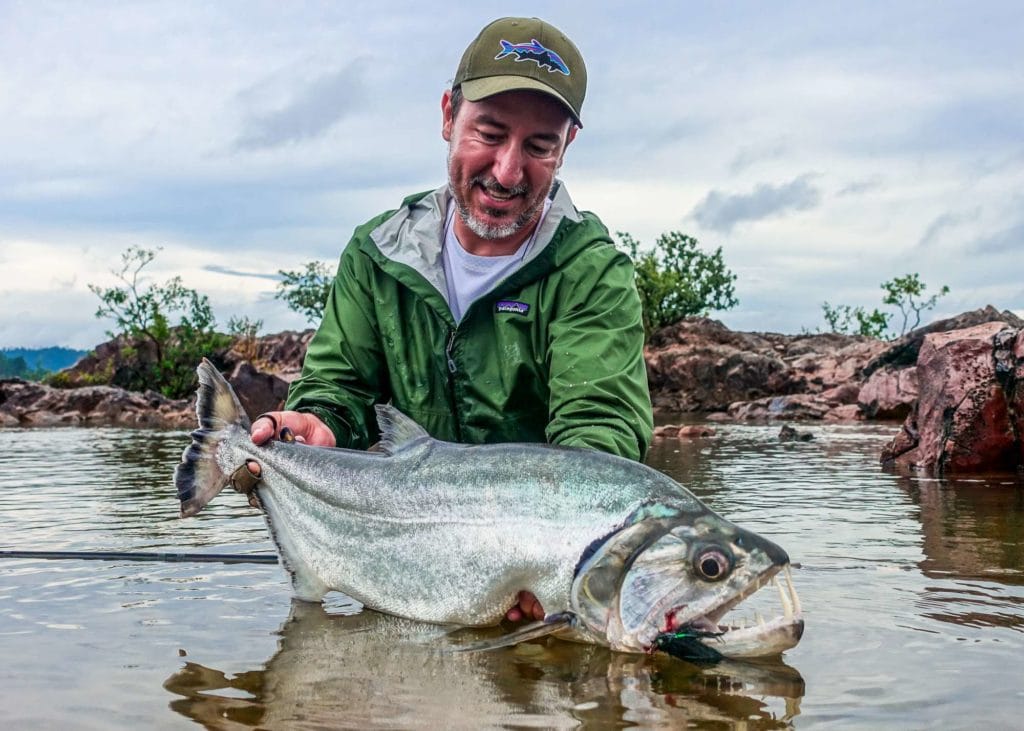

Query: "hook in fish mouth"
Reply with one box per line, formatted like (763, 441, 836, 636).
(653, 565, 804, 661)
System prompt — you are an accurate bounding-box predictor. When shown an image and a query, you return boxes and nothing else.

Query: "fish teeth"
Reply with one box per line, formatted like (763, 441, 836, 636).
(776, 576, 793, 619)
(785, 565, 803, 615)
(756, 611, 765, 627)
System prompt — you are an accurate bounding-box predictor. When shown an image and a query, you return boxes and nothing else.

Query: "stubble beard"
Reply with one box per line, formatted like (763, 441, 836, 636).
(447, 152, 553, 241)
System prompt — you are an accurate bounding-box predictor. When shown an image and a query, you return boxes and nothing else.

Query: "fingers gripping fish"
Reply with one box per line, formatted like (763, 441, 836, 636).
(175, 359, 804, 662)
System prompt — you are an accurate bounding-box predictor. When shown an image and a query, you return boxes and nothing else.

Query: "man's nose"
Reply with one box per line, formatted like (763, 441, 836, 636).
(492, 144, 526, 189)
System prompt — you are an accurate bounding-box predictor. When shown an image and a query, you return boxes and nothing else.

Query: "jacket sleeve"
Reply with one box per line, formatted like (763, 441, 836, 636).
(284, 240, 386, 449)
(545, 247, 653, 461)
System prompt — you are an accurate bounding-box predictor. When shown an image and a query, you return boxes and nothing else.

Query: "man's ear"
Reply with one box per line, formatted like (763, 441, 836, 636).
(441, 89, 454, 142)
(556, 124, 579, 170)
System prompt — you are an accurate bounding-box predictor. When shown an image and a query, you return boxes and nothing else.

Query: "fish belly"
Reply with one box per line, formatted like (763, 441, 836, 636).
(233, 438, 665, 626)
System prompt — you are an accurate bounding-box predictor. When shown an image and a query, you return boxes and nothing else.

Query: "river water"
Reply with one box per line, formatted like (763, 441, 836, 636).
(0, 423, 1022, 729)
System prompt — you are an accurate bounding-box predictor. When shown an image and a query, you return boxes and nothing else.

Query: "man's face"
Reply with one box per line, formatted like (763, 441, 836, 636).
(442, 89, 577, 248)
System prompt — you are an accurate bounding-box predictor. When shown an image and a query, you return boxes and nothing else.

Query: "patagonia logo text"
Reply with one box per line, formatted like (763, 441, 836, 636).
(495, 39, 570, 75)
(495, 300, 530, 315)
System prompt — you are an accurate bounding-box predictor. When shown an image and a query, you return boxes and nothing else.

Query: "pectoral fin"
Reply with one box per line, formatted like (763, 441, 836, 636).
(451, 612, 576, 653)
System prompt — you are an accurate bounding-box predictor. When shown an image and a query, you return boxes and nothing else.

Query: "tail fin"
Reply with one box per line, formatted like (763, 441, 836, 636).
(175, 358, 252, 517)
(494, 39, 514, 59)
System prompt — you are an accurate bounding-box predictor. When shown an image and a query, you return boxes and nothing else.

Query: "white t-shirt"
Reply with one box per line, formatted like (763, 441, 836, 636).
(442, 198, 551, 322)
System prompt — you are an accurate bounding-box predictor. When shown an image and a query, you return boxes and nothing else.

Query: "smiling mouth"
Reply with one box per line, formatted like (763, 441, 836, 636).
(472, 177, 527, 205)
(659, 565, 804, 659)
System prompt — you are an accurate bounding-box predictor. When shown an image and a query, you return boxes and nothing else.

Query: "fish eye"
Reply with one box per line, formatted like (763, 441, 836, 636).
(694, 547, 732, 581)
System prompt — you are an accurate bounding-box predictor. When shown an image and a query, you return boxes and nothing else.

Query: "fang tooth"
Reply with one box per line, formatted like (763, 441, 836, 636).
(777, 577, 793, 619)
(756, 612, 765, 627)
(786, 566, 803, 615)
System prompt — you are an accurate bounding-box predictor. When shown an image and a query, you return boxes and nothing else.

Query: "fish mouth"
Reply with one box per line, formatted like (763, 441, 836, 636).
(656, 565, 804, 659)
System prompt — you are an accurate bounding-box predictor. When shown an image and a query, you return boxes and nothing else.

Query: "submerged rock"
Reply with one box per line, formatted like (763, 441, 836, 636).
(653, 424, 717, 439)
(778, 425, 814, 442)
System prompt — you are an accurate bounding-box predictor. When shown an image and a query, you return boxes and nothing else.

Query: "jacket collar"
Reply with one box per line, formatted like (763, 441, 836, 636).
(369, 180, 582, 299)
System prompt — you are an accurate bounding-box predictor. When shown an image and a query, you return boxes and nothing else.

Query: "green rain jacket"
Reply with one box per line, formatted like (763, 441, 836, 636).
(285, 181, 653, 461)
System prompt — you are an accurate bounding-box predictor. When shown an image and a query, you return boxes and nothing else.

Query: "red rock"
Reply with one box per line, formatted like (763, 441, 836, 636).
(652, 423, 716, 439)
(728, 394, 833, 421)
(653, 424, 681, 438)
(883, 321, 1022, 473)
(645, 317, 885, 414)
(1014, 330, 1024, 466)
(825, 404, 863, 421)
(229, 360, 291, 420)
(678, 425, 716, 437)
(858, 366, 918, 419)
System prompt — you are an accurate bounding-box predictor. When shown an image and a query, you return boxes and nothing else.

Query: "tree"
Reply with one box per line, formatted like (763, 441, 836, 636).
(88, 246, 230, 397)
(228, 315, 264, 361)
(276, 261, 334, 324)
(882, 273, 950, 336)
(617, 231, 738, 337)
(0, 352, 46, 380)
(820, 272, 949, 339)
(820, 303, 891, 338)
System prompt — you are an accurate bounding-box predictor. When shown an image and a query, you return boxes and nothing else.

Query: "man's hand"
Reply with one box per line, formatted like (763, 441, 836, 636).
(506, 590, 545, 622)
(251, 411, 336, 447)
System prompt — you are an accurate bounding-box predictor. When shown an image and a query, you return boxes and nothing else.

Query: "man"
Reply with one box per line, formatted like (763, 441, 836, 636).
(250, 17, 653, 622)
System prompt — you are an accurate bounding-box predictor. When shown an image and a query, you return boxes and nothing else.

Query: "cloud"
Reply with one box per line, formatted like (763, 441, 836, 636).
(689, 174, 822, 232)
(968, 220, 1024, 255)
(234, 61, 367, 150)
(917, 209, 981, 249)
(728, 141, 789, 174)
(203, 265, 282, 281)
(837, 177, 884, 196)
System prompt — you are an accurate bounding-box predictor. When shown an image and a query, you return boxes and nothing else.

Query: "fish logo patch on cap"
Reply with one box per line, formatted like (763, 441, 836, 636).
(496, 300, 530, 315)
(495, 39, 570, 75)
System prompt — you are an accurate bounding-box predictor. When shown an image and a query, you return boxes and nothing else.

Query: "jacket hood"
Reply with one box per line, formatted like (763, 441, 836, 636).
(366, 181, 587, 306)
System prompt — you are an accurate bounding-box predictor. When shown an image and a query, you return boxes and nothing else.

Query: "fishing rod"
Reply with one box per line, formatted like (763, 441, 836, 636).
(0, 550, 279, 565)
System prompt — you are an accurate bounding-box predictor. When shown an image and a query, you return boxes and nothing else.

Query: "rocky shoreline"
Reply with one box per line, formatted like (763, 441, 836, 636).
(2, 306, 1021, 474)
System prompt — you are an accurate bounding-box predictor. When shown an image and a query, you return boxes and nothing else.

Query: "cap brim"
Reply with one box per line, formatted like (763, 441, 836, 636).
(461, 76, 582, 128)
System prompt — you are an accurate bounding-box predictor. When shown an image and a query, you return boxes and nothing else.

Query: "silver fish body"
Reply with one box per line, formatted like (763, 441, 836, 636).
(176, 360, 803, 659)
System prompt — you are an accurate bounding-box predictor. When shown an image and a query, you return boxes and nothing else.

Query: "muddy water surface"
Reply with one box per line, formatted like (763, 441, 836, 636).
(1, 424, 1022, 729)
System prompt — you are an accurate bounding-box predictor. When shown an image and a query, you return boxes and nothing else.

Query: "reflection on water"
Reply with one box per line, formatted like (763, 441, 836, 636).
(902, 476, 1024, 583)
(164, 601, 805, 730)
(2, 424, 1023, 728)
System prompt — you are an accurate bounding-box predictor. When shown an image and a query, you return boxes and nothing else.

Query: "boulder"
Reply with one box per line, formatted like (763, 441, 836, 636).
(645, 318, 787, 412)
(858, 366, 918, 420)
(779, 425, 814, 441)
(645, 318, 883, 414)
(1, 328, 318, 429)
(230, 360, 291, 420)
(224, 330, 313, 382)
(0, 378, 192, 428)
(881, 321, 1023, 473)
(864, 305, 1023, 375)
(653, 424, 716, 439)
(728, 393, 837, 421)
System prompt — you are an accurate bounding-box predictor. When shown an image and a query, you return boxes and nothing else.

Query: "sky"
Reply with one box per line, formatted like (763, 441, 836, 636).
(1, 0, 1021, 349)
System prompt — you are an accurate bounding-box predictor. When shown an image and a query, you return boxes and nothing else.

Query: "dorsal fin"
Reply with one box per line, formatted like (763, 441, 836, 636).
(374, 404, 431, 455)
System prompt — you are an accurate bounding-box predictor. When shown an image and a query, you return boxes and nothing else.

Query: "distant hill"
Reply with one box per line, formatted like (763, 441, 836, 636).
(1, 347, 88, 376)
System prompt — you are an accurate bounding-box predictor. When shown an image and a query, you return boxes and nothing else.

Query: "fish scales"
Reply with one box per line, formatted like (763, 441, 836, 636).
(214, 424, 694, 624)
(176, 359, 804, 662)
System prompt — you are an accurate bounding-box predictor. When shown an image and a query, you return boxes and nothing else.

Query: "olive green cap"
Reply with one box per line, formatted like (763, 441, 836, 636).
(453, 17, 587, 127)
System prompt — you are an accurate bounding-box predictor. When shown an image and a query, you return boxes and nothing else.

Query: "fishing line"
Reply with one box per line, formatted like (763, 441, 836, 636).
(0, 550, 278, 564)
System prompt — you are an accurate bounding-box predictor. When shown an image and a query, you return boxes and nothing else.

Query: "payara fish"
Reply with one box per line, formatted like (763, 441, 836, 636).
(176, 360, 803, 662)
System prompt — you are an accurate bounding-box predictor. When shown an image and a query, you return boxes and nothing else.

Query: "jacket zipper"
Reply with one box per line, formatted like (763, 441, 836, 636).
(445, 329, 458, 373)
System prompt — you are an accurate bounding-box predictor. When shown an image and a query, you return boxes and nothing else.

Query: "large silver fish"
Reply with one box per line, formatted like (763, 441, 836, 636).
(176, 359, 803, 662)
